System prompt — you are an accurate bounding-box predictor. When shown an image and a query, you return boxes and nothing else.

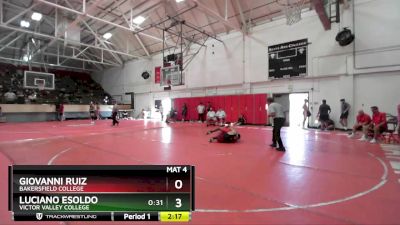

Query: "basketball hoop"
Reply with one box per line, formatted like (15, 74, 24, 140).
(37, 83, 45, 92)
(280, 0, 306, 25)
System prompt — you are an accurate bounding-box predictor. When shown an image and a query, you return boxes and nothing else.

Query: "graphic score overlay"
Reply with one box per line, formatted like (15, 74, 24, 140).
(9, 165, 195, 222)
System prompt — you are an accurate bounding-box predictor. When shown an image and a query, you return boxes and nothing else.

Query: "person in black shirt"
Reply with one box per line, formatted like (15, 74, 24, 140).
(237, 114, 246, 125)
(111, 103, 119, 126)
(317, 99, 331, 130)
(182, 103, 187, 122)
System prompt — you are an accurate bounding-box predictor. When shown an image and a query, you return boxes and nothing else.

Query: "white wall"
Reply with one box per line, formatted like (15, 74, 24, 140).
(92, 0, 400, 125)
(354, 0, 400, 69)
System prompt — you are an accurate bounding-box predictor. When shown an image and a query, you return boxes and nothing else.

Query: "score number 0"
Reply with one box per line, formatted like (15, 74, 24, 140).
(175, 180, 182, 208)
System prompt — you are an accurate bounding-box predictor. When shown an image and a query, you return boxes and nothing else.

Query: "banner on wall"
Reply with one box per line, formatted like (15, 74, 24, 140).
(268, 38, 308, 79)
(155, 66, 161, 83)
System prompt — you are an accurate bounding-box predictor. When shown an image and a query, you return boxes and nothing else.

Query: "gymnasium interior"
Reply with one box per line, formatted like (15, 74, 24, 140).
(0, 0, 399, 224)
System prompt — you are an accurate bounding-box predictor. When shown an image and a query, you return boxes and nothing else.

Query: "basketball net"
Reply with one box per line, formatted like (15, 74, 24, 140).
(37, 83, 45, 92)
(283, 0, 305, 25)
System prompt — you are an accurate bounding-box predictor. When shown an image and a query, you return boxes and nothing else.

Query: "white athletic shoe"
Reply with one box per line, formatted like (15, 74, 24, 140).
(370, 138, 377, 144)
(358, 136, 368, 141)
(348, 133, 354, 138)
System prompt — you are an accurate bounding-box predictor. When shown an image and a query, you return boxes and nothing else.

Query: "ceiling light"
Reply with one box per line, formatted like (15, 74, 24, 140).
(31, 12, 42, 21)
(103, 32, 112, 40)
(132, 16, 146, 25)
(176, 0, 185, 2)
(23, 55, 31, 62)
(20, 20, 30, 28)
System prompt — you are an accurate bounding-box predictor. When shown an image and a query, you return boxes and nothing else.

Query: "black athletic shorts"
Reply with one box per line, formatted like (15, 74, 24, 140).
(319, 114, 329, 122)
(370, 125, 386, 134)
(340, 111, 349, 119)
(90, 111, 96, 119)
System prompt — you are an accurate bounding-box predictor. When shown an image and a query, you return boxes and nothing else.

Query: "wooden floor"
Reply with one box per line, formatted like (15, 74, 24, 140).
(0, 119, 399, 224)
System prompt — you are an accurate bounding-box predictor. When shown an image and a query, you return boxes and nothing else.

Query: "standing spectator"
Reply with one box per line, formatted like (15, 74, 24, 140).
(206, 102, 212, 112)
(216, 108, 226, 126)
(159, 103, 164, 121)
(339, 99, 351, 130)
(182, 103, 187, 122)
(267, 97, 286, 152)
(89, 101, 96, 124)
(58, 103, 64, 121)
(197, 102, 205, 122)
(96, 102, 101, 120)
(397, 102, 400, 134)
(317, 99, 331, 130)
(111, 103, 119, 126)
(348, 110, 371, 138)
(359, 106, 387, 143)
(136, 109, 145, 119)
(4, 90, 16, 104)
(302, 99, 310, 128)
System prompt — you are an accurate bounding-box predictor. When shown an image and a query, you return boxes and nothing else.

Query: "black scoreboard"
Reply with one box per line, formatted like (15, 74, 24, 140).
(268, 39, 308, 79)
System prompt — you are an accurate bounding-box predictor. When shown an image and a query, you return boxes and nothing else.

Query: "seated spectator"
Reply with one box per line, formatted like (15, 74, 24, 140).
(326, 119, 335, 131)
(206, 108, 217, 125)
(16, 91, 25, 104)
(166, 108, 177, 124)
(348, 110, 372, 138)
(207, 123, 241, 143)
(122, 110, 129, 119)
(216, 108, 226, 125)
(359, 106, 387, 143)
(4, 90, 16, 103)
(237, 114, 246, 126)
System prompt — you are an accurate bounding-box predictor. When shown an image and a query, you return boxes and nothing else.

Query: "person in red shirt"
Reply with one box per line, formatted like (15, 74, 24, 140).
(348, 110, 371, 138)
(207, 123, 241, 143)
(359, 106, 387, 143)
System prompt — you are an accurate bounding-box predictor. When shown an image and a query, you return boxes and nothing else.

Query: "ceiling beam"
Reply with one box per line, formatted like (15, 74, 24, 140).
(79, 17, 124, 65)
(312, 0, 331, 30)
(116, 3, 151, 57)
(37, 0, 169, 46)
(0, 33, 23, 53)
(31, 0, 104, 60)
(234, 0, 247, 33)
(0, 44, 119, 67)
(3, 2, 41, 25)
(59, 46, 89, 65)
(0, 55, 99, 72)
(189, 0, 241, 33)
(0, 30, 17, 45)
(0, 24, 141, 59)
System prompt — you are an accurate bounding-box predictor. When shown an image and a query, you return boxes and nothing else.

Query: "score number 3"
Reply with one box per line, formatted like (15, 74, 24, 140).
(175, 180, 182, 208)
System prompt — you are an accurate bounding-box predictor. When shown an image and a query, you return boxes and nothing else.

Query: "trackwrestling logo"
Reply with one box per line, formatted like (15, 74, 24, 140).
(36, 213, 43, 220)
